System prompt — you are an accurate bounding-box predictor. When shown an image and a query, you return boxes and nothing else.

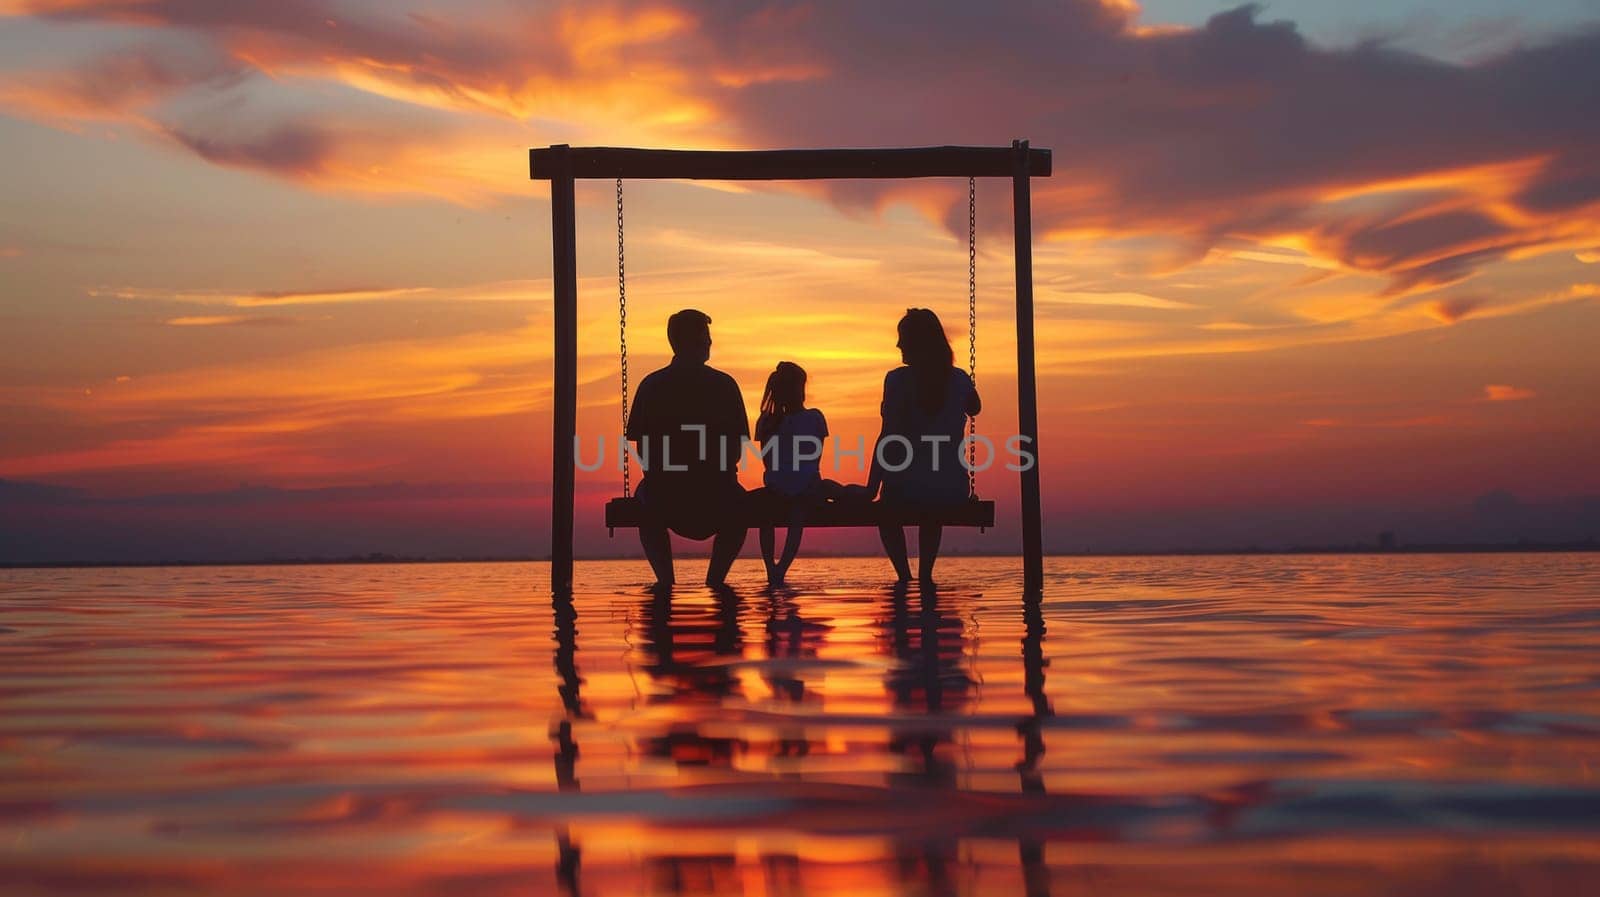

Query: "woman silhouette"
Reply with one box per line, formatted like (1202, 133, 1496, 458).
(866, 309, 980, 583)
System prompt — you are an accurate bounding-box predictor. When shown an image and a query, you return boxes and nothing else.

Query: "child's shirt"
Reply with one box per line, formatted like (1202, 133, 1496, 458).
(762, 408, 829, 496)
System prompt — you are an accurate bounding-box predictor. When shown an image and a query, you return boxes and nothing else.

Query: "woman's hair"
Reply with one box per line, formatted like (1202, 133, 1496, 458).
(897, 308, 954, 415)
(755, 361, 807, 444)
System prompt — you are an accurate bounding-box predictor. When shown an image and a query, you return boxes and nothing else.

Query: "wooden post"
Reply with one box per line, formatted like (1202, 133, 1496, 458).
(1012, 139, 1045, 592)
(549, 145, 577, 596)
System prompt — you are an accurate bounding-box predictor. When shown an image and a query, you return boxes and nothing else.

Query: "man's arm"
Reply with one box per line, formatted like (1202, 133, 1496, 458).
(736, 379, 751, 440)
(625, 376, 652, 442)
(723, 373, 750, 441)
(709, 373, 747, 476)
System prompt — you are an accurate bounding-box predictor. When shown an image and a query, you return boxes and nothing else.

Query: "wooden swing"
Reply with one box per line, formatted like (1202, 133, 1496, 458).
(531, 143, 1050, 594)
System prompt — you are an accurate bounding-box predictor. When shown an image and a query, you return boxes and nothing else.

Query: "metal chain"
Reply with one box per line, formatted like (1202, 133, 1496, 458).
(617, 178, 630, 497)
(967, 177, 977, 500)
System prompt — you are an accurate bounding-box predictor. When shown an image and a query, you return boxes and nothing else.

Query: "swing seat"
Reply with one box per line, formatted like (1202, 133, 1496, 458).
(604, 496, 994, 530)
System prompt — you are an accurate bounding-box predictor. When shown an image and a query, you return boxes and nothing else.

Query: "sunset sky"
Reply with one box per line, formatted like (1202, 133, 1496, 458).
(2, 0, 1598, 562)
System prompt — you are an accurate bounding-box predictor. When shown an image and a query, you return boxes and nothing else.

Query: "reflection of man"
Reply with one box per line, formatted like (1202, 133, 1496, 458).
(626, 309, 749, 587)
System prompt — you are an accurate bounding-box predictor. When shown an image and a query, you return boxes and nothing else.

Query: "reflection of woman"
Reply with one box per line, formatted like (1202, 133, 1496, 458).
(866, 309, 981, 583)
(882, 584, 972, 788)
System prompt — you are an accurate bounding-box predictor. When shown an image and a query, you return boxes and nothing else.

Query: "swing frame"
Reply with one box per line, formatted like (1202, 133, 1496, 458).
(531, 142, 1051, 595)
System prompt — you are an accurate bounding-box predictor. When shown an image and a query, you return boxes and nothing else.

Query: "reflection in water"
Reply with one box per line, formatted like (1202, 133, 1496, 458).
(3, 556, 1600, 895)
(552, 593, 583, 896)
(882, 583, 973, 789)
(763, 592, 827, 763)
(1018, 588, 1051, 897)
(636, 587, 747, 768)
(882, 584, 971, 897)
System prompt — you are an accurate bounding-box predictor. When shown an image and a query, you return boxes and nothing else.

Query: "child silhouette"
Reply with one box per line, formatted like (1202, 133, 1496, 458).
(753, 362, 850, 584)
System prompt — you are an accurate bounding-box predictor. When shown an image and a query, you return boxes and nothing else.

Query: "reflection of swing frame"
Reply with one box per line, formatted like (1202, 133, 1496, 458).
(531, 143, 1052, 595)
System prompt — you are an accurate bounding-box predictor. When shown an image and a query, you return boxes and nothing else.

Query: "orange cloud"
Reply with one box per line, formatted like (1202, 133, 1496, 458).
(1427, 297, 1483, 324)
(164, 315, 297, 327)
(1420, 282, 1600, 328)
(1, 3, 726, 200)
(3, 0, 1598, 291)
(1045, 290, 1201, 310)
(1483, 384, 1536, 402)
(0, 318, 559, 482)
(97, 282, 543, 307)
(165, 315, 249, 326)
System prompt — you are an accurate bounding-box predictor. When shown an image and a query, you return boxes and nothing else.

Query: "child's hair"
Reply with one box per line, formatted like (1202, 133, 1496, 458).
(755, 361, 807, 444)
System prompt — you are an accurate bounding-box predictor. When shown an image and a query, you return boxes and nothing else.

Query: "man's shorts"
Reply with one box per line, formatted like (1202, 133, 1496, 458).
(635, 478, 747, 540)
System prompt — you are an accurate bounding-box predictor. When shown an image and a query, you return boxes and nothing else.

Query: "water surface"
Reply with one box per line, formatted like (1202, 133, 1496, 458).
(3, 555, 1599, 894)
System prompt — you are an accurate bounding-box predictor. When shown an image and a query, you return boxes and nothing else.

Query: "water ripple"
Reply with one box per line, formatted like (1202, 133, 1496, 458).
(2, 555, 1598, 895)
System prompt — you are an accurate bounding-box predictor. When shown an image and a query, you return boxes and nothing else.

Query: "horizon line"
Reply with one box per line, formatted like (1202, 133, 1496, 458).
(5, 541, 1597, 570)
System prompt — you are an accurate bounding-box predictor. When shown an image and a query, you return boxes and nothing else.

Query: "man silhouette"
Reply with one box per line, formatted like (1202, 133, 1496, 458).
(626, 309, 749, 587)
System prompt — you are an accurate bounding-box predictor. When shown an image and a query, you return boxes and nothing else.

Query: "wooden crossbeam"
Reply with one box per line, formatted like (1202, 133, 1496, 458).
(530, 145, 1052, 181)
